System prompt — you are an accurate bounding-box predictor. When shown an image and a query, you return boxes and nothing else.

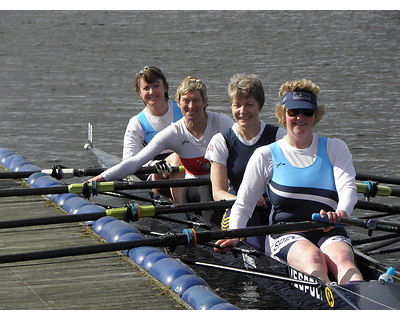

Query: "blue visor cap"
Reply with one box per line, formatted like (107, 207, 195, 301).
(281, 91, 318, 110)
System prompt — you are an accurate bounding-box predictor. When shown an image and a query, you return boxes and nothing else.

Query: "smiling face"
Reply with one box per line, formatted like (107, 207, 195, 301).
(178, 90, 208, 121)
(231, 96, 260, 129)
(138, 78, 168, 108)
(284, 107, 315, 147)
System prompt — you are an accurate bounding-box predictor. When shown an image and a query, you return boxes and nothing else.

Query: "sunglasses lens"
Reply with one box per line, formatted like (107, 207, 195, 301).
(287, 109, 299, 117)
(287, 109, 315, 117)
(303, 109, 315, 117)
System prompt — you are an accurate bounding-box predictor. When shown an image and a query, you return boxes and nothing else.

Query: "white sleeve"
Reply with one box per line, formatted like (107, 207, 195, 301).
(205, 132, 229, 165)
(229, 146, 272, 229)
(103, 126, 175, 181)
(327, 138, 358, 216)
(122, 116, 144, 160)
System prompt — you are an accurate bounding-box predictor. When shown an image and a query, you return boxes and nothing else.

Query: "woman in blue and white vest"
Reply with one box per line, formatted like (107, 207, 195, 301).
(123, 66, 184, 202)
(216, 79, 364, 284)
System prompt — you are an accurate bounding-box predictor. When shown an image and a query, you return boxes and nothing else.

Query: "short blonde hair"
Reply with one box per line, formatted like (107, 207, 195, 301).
(275, 79, 325, 128)
(175, 76, 207, 104)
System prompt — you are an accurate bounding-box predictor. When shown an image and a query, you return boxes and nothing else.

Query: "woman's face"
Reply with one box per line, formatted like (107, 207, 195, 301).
(285, 108, 316, 139)
(231, 96, 260, 129)
(138, 78, 167, 108)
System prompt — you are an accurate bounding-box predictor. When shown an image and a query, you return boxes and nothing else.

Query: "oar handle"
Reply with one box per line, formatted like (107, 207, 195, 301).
(311, 214, 360, 228)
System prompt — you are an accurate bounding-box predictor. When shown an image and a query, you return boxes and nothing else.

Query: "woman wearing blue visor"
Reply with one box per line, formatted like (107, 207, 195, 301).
(216, 79, 364, 285)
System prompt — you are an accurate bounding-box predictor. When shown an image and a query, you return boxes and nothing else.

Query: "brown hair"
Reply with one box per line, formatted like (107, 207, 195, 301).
(134, 66, 169, 104)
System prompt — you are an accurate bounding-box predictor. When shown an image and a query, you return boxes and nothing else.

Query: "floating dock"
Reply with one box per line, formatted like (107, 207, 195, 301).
(0, 172, 188, 310)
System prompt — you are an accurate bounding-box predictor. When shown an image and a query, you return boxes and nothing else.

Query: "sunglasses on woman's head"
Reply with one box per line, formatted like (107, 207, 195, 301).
(139, 66, 162, 74)
(286, 108, 315, 117)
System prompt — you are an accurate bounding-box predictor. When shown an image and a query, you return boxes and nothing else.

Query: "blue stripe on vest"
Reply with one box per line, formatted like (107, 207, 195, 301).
(268, 136, 338, 223)
(137, 101, 182, 146)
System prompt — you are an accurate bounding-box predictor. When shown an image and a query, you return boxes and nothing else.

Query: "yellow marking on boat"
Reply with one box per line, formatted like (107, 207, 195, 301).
(325, 287, 335, 308)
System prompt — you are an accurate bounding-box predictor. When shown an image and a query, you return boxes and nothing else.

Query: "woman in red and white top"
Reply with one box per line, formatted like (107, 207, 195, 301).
(89, 76, 233, 224)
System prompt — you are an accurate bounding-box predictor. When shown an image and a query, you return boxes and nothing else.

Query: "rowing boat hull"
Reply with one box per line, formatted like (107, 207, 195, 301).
(147, 210, 400, 310)
(83, 136, 400, 310)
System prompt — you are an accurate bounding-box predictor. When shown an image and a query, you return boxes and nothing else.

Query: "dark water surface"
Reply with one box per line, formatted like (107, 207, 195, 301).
(1, 10, 399, 309)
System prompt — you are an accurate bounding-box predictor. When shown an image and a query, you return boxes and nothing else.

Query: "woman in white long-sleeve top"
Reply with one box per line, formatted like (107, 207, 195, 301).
(215, 79, 364, 285)
(122, 66, 184, 201)
(89, 76, 234, 224)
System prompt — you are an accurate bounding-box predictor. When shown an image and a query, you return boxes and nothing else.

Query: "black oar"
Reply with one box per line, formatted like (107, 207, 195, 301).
(180, 258, 320, 287)
(356, 173, 400, 186)
(0, 178, 210, 198)
(311, 214, 400, 233)
(365, 246, 400, 255)
(0, 221, 327, 263)
(0, 165, 185, 180)
(352, 233, 400, 246)
(355, 200, 400, 217)
(359, 237, 400, 253)
(0, 167, 104, 180)
(0, 200, 235, 229)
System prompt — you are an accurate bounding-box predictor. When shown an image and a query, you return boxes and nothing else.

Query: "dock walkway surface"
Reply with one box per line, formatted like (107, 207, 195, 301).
(0, 170, 187, 310)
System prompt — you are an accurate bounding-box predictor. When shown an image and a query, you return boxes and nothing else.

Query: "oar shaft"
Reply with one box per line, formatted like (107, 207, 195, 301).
(0, 168, 105, 180)
(0, 212, 107, 229)
(0, 166, 184, 180)
(359, 236, 400, 252)
(311, 214, 400, 233)
(355, 200, 400, 215)
(138, 200, 235, 218)
(114, 178, 210, 191)
(0, 236, 176, 263)
(0, 200, 232, 229)
(134, 166, 185, 174)
(0, 186, 69, 197)
(356, 173, 400, 186)
(0, 221, 327, 263)
(366, 246, 400, 255)
(0, 178, 210, 197)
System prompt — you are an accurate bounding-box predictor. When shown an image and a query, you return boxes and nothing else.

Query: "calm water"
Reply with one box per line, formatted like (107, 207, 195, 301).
(1, 10, 399, 309)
